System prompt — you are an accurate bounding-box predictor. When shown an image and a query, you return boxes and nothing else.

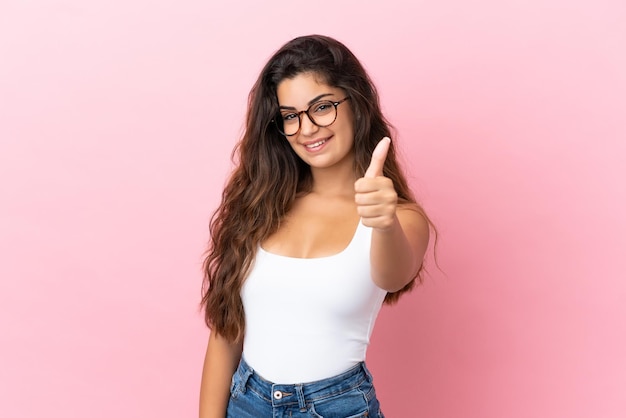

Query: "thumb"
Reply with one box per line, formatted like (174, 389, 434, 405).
(364, 137, 391, 178)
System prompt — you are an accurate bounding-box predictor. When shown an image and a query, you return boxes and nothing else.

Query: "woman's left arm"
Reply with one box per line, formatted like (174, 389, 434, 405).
(355, 137, 430, 292)
(368, 208, 429, 292)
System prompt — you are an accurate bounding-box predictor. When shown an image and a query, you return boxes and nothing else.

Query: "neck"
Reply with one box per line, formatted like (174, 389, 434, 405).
(309, 160, 356, 197)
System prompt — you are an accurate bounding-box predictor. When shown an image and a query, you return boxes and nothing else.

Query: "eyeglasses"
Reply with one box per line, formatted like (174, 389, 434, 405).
(274, 97, 351, 137)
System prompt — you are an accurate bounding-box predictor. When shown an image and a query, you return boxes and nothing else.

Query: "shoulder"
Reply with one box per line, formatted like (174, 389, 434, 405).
(396, 203, 430, 248)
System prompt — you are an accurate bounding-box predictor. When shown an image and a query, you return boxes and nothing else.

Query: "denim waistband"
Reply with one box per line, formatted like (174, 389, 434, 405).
(233, 357, 373, 408)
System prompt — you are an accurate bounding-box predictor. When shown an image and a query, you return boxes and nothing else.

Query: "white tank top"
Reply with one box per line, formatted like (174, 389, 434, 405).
(241, 220, 387, 384)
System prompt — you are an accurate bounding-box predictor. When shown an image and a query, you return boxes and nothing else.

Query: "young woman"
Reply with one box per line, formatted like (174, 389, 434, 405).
(199, 35, 433, 418)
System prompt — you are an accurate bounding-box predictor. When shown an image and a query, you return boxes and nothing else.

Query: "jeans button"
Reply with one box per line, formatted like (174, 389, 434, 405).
(273, 390, 283, 400)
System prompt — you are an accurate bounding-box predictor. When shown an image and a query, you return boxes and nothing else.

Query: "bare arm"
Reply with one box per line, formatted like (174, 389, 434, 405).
(355, 137, 430, 291)
(369, 207, 429, 292)
(199, 331, 243, 418)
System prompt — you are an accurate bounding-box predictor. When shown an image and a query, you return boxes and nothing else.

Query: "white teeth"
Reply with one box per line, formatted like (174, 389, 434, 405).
(305, 140, 326, 149)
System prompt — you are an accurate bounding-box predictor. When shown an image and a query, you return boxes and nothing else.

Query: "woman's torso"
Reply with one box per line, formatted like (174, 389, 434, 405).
(241, 193, 387, 383)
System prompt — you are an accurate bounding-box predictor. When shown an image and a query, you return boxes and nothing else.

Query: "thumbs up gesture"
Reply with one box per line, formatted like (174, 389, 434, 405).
(355, 137, 398, 230)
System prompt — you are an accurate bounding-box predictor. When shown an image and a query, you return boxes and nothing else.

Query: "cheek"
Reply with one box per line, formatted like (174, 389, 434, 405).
(340, 119, 355, 142)
(341, 110, 356, 138)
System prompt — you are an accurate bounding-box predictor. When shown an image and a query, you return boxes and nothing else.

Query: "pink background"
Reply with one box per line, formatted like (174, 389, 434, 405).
(1, 1, 625, 417)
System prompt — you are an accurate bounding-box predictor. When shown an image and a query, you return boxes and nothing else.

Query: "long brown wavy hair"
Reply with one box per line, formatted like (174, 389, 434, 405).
(202, 35, 434, 342)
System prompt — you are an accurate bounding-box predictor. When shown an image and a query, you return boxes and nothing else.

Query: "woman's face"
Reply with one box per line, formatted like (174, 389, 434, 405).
(276, 72, 355, 171)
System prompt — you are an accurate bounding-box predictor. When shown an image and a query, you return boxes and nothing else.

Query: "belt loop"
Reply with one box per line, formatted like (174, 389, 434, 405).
(361, 362, 373, 383)
(236, 360, 255, 394)
(295, 384, 306, 411)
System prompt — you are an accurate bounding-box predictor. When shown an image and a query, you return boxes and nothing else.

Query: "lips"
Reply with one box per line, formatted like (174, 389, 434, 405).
(305, 139, 327, 149)
(302, 136, 331, 151)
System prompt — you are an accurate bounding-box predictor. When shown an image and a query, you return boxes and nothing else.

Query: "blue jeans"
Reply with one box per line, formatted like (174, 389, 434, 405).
(227, 358, 385, 417)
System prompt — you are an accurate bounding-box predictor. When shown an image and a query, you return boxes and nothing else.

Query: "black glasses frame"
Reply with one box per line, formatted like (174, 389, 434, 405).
(274, 97, 351, 137)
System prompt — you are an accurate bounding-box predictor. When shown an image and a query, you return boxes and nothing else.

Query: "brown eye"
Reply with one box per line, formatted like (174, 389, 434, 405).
(282, 113, 298, 122)
(312, 101, 333, 115)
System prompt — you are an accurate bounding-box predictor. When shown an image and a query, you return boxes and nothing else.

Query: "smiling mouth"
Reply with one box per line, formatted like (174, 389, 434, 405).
(304, 138, 329, 149)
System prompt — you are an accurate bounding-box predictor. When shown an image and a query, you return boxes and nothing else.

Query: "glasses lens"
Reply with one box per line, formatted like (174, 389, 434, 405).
(278, 112, 299, 136)
(276, 100, 339, 136)
(309, 101, 336, 127)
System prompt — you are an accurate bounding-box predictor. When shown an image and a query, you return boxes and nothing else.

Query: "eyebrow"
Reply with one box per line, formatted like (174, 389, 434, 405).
(279, 93, 334, 110)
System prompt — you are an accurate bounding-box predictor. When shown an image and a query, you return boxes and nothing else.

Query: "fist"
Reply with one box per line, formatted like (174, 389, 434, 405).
(354, 137, 398, 230)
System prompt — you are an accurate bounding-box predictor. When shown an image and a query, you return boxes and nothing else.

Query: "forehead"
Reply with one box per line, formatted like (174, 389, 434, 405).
(276, 72, 341, 107)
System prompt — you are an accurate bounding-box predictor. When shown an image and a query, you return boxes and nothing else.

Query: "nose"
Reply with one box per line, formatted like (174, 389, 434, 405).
(299, 111, 319, 136)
